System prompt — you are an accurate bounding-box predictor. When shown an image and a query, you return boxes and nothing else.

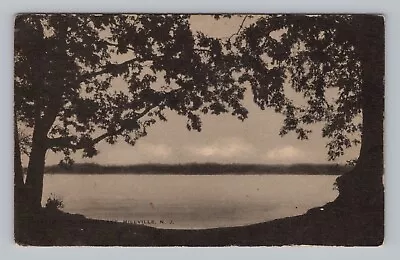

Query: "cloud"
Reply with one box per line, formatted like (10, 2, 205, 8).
(265, 145, 306, 162)
(141, 143, 172, 158)
(188, 138, 254, 158)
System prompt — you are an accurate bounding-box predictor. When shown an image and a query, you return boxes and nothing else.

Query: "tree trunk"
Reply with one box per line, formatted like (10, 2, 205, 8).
(24, 124, 48, 211)
(14, 119, 24, 189)
(334, 15, 384, 212)
(14, 117, 26, 213)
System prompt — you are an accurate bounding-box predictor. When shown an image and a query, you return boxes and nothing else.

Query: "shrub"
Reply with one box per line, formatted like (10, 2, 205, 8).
(45, 193, 64, 211)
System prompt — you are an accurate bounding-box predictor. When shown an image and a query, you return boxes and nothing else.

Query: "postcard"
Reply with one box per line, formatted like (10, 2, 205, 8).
(14, 14, 384, 246)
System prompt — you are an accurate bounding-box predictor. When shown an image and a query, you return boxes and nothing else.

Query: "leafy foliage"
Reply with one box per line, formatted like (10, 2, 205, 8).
(15, 14, 380, 166)
(15, 14, 249, 165)
(45, 193, 64, 211)
(218, 15, 365, 160)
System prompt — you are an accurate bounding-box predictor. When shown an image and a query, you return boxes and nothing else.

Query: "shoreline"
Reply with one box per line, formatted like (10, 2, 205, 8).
(14, 201, 383, 246)
(41, 162, 351, 175)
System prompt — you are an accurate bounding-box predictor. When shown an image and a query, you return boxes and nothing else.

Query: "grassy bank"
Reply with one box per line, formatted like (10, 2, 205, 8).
(15, 202, 383, 246)
(44, 163, 351, 175)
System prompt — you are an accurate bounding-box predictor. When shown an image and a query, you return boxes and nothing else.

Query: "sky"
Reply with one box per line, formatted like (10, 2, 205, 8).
(42, 92, 359, 165)
(29, 15, 361, 166)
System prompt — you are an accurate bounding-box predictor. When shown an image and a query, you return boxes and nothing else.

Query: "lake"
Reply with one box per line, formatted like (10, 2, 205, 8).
(42, 174, 339, 229)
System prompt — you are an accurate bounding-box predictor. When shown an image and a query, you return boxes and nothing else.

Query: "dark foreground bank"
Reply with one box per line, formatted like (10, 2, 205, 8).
(15, 202, 383, 246)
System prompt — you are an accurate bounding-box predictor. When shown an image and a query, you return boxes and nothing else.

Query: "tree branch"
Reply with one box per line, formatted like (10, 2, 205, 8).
(90, 104, 155, 145)
(79, 58, 137, 83)
(227, 15, 249, 42)
(102, 39, 136, 52)
(47, 104, 157, 150)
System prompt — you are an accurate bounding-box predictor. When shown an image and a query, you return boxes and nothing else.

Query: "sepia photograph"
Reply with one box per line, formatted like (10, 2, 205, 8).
(14, 13, 384, 246)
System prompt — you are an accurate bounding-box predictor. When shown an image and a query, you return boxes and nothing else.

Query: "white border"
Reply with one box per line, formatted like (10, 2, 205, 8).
(1, 0, 399, 259)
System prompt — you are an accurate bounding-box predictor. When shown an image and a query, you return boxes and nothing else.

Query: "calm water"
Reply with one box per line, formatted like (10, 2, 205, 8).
(42, 174, 338, 229)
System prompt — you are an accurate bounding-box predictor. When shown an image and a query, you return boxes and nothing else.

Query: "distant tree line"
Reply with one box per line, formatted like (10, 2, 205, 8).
(43, 163, 351, 175)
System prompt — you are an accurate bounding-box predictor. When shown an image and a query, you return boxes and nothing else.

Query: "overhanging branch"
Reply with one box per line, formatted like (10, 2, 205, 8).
(227, 15, 249, 42)
(102, 39, 136, 52)
(47, 104, 157, 150)
(79, 58, 137, 83)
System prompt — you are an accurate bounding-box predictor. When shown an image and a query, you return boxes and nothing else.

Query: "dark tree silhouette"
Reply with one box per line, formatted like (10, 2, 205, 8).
(216, 14, 384, 212)
(15, 14, 384, 221)
(14, 14, 248, 210)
